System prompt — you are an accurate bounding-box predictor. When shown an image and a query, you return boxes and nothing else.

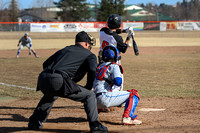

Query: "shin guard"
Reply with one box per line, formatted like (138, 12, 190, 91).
(123, 89, 140, 118)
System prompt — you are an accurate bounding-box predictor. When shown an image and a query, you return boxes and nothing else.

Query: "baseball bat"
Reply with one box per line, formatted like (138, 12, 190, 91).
(131, 35, 139, 56)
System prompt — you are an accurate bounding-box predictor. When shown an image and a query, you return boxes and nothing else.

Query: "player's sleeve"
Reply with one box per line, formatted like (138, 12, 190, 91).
(19, 37, 23, 43)
(116, 36, 128, 53)
(112, 65, 122, 86)
(116, 29, 122, 34)
(85, 54, 97, 90)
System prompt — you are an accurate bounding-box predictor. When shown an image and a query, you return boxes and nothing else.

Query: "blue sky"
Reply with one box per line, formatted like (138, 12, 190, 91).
(2, 0, 183, 9)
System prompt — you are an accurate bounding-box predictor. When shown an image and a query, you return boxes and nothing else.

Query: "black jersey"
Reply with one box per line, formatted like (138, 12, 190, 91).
(43, 44, 97, 90)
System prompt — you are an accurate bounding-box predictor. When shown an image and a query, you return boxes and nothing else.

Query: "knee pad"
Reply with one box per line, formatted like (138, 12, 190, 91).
(127, 89, 140, 99)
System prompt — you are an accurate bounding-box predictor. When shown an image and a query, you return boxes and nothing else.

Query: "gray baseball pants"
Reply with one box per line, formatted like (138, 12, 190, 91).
(29, 72, 98, 125)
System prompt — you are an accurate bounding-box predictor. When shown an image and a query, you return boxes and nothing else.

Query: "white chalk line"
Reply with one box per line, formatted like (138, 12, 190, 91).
(0, 82, 36, 90)
(139, 108, 166, 112)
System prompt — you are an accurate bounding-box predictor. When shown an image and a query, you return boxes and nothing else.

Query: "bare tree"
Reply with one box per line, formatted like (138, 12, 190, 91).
(0, 0, 11, 21)
(30, 0, 55, 21)
(9, 0, 19, 22)
(33, 0, 54, 8)
(0, 8, 11, 22)
(143, 0, 200, 21)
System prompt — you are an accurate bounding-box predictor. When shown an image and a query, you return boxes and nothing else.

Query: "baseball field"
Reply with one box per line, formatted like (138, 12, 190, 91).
(0, 31, 200, 133)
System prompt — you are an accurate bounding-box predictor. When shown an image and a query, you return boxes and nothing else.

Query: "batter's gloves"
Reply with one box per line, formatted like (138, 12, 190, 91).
(127, 27, 135, 37)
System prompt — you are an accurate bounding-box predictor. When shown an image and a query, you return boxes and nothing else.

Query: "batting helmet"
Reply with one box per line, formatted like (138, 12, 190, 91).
(102, 45, 120, 62)
(107, 14, 122, 29)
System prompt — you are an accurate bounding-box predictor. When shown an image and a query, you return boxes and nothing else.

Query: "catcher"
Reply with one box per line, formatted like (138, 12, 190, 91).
(16, 33, 39, 58)
(93, 45, 142, 125)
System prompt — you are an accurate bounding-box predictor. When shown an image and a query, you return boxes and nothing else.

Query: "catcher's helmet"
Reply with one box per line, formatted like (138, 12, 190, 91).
(107, 14, 122, 29)
(102, 45, 120, 62)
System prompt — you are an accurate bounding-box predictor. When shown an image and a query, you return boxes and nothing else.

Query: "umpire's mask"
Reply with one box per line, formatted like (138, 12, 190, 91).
(75, 31, 96, 50)
(87, 33, 96, 50)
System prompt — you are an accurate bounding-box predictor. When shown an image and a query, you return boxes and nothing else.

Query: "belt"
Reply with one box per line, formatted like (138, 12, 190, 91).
(96, 93, 103, 97)
(45, 69, 63, 75)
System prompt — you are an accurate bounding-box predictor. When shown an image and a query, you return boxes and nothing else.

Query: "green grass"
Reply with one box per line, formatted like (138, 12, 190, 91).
(0, 48, 200, 99)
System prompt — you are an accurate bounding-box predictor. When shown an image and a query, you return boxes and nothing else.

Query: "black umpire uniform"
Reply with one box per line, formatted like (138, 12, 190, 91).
(28, 31, 108, 133)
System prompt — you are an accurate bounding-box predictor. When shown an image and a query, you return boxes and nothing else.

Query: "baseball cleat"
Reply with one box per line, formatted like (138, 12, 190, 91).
(28, 120, 43, 130)
(16, 55, 19, 58)
(90, 121, 108, 133)
(122, 117, 142, 125)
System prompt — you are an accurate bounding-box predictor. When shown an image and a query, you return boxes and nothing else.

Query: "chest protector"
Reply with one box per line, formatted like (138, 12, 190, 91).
(96, 62, 124, 84)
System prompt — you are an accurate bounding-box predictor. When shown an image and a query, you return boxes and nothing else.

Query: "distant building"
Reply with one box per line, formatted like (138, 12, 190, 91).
(124, 5, 154, 21)
(123, 5, 173, 21)
(19, 7, 62, 22)
(19, 4, 173, 22)
(88, 4, 173, 22)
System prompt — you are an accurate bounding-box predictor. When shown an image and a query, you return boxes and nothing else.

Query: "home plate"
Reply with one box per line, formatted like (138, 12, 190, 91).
(139, 108, 165, 112)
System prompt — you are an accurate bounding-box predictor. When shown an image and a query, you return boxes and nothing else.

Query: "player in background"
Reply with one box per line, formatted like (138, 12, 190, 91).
(16, 33, 39, 58)
(93, 45, 142, 125)
(99, 14, 134, 91)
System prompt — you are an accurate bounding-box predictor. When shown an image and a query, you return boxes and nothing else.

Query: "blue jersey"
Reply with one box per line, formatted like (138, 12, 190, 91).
(93, 62, 122, 94)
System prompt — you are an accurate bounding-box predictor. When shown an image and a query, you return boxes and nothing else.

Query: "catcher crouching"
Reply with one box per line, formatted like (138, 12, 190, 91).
(93, 45, 142, 125)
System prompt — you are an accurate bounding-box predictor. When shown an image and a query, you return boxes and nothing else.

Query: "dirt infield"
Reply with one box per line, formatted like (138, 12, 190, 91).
(0, 97, 199, 133)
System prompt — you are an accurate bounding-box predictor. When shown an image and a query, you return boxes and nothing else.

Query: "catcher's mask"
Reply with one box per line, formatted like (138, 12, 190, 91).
(75, 31, 96, 50)
(102, 45, 120, 62)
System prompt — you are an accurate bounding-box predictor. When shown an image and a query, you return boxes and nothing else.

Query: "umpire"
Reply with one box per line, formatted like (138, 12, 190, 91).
(28, 31, 108, 133)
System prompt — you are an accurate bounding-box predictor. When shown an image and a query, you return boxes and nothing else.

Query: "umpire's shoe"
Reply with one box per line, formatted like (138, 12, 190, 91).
(90, 121, 108, 133)
(28, 120, 43, 130)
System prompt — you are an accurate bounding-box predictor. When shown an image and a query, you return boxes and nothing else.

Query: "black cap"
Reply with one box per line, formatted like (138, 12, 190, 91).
(75, 31, 91, 44)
